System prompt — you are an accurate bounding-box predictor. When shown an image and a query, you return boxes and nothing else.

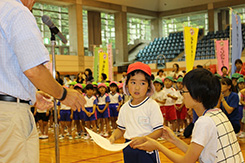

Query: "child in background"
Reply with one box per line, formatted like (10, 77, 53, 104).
(109, 62, 163, 163)
(73, 84, 84, 139)
(175, 77, 187, 134)
(237, 78, 245, 138)
(162, 76, 178, 133)
(83, 84, 98, 139)
(151, 78, 166, 120)
(118, 83, 124, 104)
(92, 82, 98, 96)
(231, 73, 242, 93)
(109, 82, 122, 129)
(58, 99, 73, 140)
(97, 83, 111, 136)
(36, 104, 51, 139)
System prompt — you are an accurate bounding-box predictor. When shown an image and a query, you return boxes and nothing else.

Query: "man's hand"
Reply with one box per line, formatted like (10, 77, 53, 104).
(61, 88, 86, 111)
(35, 91, 54, 111)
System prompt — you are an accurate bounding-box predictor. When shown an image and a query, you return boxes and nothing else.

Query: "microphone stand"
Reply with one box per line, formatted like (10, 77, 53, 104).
(50, 32, 60, 163)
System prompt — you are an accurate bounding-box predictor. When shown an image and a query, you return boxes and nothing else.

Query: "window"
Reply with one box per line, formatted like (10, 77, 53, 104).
(233, 7, 245, 23)
(32, 3, 70, 55)
(83, 10, 88, 48)
(101, 12, 115, 49)
(127, 17, 151, 44)
(162, 12, 208, 37)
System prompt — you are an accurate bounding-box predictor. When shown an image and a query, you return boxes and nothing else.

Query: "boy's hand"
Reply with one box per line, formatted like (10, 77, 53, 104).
(133, 136, 159, 152)
(46, 111, 49, 116)
(58, 114, 60, 119)
(117, 107, 120, 112)
(108, 136, 115, 144)
(70, 114, 73, 120)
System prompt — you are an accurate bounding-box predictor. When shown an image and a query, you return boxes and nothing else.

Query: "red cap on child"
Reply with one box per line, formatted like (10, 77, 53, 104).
(127, 62, 151, 76)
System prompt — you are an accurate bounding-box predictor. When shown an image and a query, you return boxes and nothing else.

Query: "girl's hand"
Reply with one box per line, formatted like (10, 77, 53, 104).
(88, 112, 92, 117)
(58, 114, 60, 119)
(162, 126, 177, 144)
(46, 111, 49, 116)
(130, 137, 147, 148)
(70, 114, 73, 120)
(133, 136, 159, 152)
(117, 107, 120, 112)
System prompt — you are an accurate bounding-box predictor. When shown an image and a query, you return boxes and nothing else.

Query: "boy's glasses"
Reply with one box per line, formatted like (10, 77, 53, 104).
(180, 90, 189, 95)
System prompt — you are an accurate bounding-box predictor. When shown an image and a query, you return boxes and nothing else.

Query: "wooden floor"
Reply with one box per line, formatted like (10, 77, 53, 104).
(39, 129, 245, 163)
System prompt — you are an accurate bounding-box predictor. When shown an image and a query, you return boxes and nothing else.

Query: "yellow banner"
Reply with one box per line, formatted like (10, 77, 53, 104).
(184, 27, 199, 72)
(99, 52, 109, 81)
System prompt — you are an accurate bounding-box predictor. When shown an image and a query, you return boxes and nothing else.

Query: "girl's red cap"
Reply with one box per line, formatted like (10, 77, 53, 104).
(127, 62, 151, 76)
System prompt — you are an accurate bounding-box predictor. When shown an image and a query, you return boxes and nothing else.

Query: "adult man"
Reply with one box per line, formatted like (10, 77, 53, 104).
(0, 0, 85, 162)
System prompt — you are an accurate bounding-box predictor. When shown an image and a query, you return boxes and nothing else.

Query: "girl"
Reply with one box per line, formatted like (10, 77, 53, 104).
(97, 83, 110, 136)
(133, 68, 244, 163)
(216, 77, 240, 133)
(109, 81, 122, 129)
(83, 84, 98, 139)
(85, 68, 94, 84)
(109, 62, 163, 163)
(170, 63, 184, 80)
(155, 69, 166, 81)
(237, 78, 245, 138)
(73, 84, 85, 139)
(76, 72, 85, 84)
(175, 77, 187, 134)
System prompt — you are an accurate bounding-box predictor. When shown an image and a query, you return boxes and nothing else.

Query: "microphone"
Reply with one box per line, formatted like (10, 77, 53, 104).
(42, 15, 68, 44)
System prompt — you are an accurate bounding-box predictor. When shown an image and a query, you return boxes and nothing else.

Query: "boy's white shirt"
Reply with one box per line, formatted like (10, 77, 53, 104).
(175, 90, 184, 105)
(151, 90, 166, 106)
(117, 97, 164, 139)
(162, 87, 178, 106)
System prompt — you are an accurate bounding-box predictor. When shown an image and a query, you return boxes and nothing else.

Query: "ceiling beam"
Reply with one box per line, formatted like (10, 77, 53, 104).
(127, 7, 158, 17)
(159, 4, 207, 17)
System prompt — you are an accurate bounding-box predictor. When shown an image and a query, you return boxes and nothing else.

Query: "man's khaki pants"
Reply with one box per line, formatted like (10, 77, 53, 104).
(0, 101, 39, 163)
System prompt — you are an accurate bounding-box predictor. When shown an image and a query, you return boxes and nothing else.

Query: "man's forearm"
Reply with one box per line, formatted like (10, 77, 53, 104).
(24, 64, 63, 99)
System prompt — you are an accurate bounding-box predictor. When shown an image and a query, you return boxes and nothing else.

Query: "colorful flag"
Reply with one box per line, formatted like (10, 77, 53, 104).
(184, 27, 199, 72)
(216, 40, 229, 75)
(99, 52, 109, 82)
(93, 47, 107, 82)
(107, 44, 113, 81)
(231, 12, 243, 74)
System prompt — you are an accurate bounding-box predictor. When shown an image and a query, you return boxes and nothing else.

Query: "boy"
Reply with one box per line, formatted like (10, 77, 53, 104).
(151, 78, 166, 119)
(162, 76, 178, 133)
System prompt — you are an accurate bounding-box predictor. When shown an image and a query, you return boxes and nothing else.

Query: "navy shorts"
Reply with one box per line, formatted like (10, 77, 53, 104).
(109, 103, 119, 117)
(83, 107, 97, 121)
(73, 110, 83, 120)
(238, 105, 243, 120)
(123, 139, 160, 163)
(97, 105, 110, 119)
(37, 112, 50, 122)
(60, 110, 72, 121)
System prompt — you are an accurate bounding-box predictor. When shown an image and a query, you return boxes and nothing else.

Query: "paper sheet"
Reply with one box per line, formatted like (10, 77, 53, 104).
(85, 127, 131, 151)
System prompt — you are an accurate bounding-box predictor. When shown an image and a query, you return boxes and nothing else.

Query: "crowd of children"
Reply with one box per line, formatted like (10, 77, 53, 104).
(31, 59, 245, 144)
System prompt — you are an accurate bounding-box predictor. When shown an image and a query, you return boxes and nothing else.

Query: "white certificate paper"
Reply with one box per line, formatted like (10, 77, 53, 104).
(85, 127, 131, 151)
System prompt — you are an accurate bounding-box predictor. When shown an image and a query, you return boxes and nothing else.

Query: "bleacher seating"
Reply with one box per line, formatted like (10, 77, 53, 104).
(137, 25, 245, 64)
(136, 31, 186, 65)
